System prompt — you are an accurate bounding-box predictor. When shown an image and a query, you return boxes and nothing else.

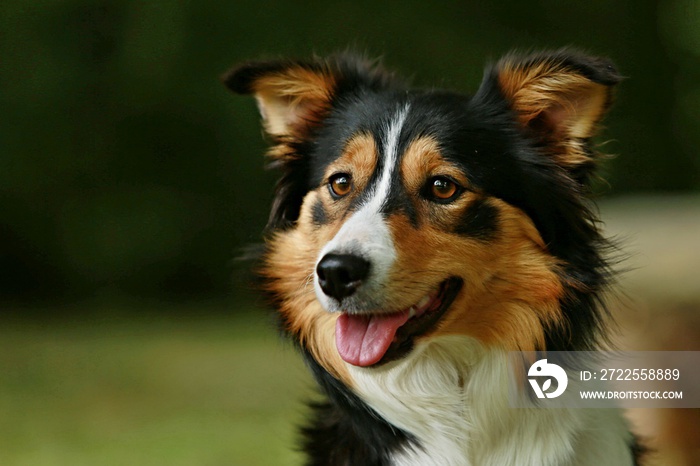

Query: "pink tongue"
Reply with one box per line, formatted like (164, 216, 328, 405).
(335, 310, 411, 367)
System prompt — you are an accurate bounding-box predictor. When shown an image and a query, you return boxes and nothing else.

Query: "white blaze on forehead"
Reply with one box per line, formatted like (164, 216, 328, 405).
(315, 105, 410, 309)
(366, 104, 410, 213)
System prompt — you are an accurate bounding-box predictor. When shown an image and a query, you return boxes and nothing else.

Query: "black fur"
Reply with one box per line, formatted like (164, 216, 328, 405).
(454, 197, 500, 240)
(630, 434, 649, 466)
(311, 199, 327, 226)
(300, 349, 415, 465)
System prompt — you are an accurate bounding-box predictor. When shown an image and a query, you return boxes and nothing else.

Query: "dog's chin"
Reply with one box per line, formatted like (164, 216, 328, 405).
(333, 277, 464, 368)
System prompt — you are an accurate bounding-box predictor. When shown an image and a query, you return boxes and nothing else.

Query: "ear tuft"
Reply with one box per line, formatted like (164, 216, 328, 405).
(222, 53, 396, 140)
(222, 59, 337, 138)
(484, 49, 622, 173)
(221, 61, 292, 95)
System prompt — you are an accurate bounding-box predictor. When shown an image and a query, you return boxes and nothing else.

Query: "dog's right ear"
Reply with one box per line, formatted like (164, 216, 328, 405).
(222, 55, 395, 140)
(222, 60, 338, 139)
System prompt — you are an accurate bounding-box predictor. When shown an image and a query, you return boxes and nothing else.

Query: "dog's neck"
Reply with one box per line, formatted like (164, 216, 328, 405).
(347, 337, 634, 466)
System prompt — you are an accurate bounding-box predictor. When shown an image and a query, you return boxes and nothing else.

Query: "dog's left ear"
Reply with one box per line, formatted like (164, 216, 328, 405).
(479, 49, 622, 177)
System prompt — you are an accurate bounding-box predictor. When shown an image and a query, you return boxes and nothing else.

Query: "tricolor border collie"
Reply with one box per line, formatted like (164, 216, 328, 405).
(224, 49, 645, 465)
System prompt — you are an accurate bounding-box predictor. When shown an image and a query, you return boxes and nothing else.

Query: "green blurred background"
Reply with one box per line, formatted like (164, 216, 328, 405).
(1, 0, 699, 465)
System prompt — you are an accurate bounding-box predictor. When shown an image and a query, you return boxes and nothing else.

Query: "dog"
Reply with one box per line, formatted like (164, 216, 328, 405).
(224, 49, 645, 465)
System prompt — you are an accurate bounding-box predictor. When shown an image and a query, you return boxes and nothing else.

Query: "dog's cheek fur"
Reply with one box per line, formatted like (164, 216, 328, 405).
(387, 199, 565, 352)
(262, 192, 353, 386)
(438, 212, 564, 351)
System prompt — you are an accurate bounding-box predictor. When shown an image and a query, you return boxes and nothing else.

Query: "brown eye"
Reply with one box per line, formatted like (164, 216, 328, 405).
(430, 177, 459, 201)
(329, 173, 352, 198)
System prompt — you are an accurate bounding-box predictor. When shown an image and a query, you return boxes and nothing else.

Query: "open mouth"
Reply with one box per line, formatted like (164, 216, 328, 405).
(335, 277, 463, 367)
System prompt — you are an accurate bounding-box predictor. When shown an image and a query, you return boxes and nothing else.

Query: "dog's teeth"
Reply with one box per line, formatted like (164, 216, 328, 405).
(408, 306, 417, 318)
(416, 295, 431, 310)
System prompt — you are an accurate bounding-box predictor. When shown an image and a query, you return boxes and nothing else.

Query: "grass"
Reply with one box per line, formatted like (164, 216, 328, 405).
(0, 305, 313, 466)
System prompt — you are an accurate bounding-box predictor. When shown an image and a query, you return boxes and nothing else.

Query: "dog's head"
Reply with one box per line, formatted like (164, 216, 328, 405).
(224, 50, 620, 378)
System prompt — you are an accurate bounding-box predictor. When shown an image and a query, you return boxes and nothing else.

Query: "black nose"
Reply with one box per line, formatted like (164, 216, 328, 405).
(316, 253, 371, 301)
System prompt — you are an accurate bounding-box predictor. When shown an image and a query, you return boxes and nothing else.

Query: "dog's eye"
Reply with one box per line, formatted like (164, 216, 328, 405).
(328, 173, 352, 198)
(428, 176, 460, 202)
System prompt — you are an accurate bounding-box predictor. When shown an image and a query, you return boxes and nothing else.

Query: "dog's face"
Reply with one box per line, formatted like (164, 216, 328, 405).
(225, 51, 619, 381)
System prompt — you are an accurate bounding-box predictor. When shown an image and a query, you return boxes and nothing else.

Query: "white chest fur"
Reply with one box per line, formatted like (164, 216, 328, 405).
(347, 337, 635, 466)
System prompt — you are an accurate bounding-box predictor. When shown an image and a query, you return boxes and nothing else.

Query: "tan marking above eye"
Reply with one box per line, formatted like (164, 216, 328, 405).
(401, 136, 469, 195)
(322, 133, 377, 198)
